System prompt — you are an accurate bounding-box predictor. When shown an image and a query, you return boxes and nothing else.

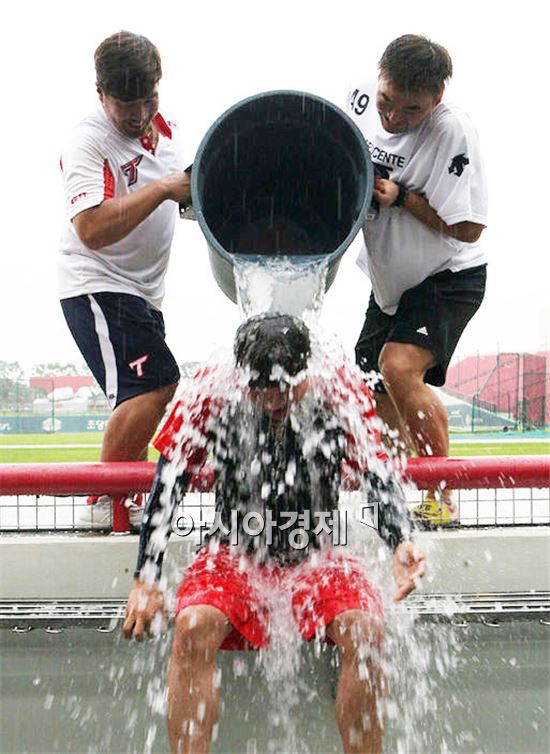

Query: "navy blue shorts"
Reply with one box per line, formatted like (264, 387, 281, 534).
(355, 265, 487, 391)
(61, 293, 180, 408)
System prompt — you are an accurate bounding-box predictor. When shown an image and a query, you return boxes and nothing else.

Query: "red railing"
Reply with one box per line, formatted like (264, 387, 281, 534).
(1, 456, 548, 532)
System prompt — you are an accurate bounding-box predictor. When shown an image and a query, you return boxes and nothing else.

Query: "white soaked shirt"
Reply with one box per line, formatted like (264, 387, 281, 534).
(58, 108, 185, 310)
(347, 81, 488, 315)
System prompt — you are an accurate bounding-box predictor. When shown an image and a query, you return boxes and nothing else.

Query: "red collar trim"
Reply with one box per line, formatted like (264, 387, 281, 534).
(154, 113, 172, 139)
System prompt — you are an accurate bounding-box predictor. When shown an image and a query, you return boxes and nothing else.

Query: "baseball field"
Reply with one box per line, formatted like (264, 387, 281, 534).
(0, 431, 548, 463)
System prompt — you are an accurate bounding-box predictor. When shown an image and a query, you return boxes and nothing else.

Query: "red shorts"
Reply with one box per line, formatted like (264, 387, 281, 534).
(175, 544, 382, 650)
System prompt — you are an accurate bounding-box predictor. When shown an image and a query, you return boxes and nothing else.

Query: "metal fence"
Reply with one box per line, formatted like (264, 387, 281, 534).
(0, 486, 549, 534)
(1, 457, 548, 533)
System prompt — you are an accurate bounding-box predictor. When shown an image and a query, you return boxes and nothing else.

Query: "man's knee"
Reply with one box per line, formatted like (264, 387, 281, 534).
(379, 343, 434, 389)
(171, 605, 230, 661)
(327, 609, 384, 655)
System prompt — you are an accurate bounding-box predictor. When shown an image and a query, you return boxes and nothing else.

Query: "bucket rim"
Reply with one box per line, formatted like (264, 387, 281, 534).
(190, 89, 373, 267)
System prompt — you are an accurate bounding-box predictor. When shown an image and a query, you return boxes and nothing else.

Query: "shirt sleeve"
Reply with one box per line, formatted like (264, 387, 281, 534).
(422, 110, 488, 227)
(331, 364, 413, 550)
(153, 367, 222, 470)
(134, 454, 193, 582)
(364, 472, 413, 551)
(333, 364, 384, 470)
(60, 126, 115, 220)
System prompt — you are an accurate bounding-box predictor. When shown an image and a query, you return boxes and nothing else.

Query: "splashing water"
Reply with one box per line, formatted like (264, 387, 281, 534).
(256, 571, 303, 753)
(134, 257, 474, 753)
(235, 258, 329, 321)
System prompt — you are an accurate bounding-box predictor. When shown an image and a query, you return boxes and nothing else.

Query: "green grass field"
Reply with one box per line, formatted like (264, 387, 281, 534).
(0, 433, 104, 445)
(0, 433, 159, 463)
(0, 432, 547, 463)
(449, 442, 548, 456)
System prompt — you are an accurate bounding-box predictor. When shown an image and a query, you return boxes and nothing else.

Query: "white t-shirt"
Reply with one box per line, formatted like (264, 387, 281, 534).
(347, 81, 488, 315)
(58, 108, 185, 310)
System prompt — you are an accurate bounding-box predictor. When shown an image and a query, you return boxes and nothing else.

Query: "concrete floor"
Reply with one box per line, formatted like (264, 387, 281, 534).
(1, 620, 548, 754)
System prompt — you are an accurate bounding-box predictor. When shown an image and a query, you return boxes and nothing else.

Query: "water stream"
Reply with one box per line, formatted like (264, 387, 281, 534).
(133, 257, 470, 753)
(5, 259, 545, 754)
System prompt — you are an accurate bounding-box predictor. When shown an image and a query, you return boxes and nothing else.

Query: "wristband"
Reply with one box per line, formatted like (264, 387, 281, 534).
(393, 182, 408, 208)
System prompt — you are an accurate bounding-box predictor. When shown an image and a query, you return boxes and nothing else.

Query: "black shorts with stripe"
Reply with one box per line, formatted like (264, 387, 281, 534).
(61, 293, 180, 408)
(355, 265, 487, 392)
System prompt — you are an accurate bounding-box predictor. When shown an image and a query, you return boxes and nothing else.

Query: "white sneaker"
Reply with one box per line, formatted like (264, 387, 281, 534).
(77, 495, 113, 530)
(128, 496, 144, 529)
(77, 495, 144, 531)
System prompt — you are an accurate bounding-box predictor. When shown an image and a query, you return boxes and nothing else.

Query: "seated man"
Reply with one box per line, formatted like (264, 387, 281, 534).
(123, 314, 425, 754)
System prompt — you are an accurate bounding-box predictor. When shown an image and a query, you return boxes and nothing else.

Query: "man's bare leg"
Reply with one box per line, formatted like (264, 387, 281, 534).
(378, 342, 455, 509)
(327, 609, 386, 754)
(372, 393, 415, 455)
(101, 382, 178, 461)
(167, 605, 232, 754)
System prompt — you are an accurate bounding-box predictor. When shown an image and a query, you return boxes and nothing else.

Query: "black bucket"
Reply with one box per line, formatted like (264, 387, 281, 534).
(191, 90, 373, 304)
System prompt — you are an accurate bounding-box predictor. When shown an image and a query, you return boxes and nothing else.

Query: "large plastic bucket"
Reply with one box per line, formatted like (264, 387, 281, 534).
(191, 90, 373, 303)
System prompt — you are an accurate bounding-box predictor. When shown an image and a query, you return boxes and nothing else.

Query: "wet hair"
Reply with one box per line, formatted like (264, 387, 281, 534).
(234, 314, 311, 389)
(379, 34, 452, 95)
(95, 31, 162, 101)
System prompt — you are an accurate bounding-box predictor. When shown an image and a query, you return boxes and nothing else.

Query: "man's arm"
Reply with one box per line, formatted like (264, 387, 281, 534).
(374, 178, 485, 243)
(123, 454, 192, 641)
(365, 471, 426, 602)
(73, 170, 191, 249)
(134, 454, 192, 582)
(366, 471, 412, 550)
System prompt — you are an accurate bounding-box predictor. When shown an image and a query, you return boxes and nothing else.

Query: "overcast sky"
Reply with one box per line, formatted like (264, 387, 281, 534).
(2, 0, 548, 374)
